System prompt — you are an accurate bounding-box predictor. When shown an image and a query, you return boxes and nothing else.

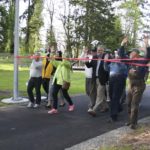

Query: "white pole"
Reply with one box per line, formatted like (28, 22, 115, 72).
(13, 0, 19, 101)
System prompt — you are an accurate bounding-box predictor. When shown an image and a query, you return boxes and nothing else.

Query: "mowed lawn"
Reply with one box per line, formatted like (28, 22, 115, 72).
(0, 62, 85, 99)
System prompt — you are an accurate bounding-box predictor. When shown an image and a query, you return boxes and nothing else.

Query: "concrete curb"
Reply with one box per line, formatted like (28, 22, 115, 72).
(65, 116, 150, 150)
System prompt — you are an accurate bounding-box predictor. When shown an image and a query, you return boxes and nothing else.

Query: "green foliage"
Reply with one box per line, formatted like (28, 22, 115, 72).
(70, 0, 123, 52)
(21, 0, 44, 53)
(5, 0, 15, 53)
(0, 5, 8, 52)
(120, 0, 143, 47)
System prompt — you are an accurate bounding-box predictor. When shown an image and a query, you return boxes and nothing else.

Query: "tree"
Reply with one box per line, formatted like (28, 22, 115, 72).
(0, 4, 8, 52)
(120, 0, 145, 47)
(21, 0, 44, 53)
(45, 0, 57, 49)
(5, 0, 15, 53)
(70, 0, 122, 50)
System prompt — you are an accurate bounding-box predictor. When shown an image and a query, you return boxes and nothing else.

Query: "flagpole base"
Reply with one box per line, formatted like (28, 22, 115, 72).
(1, 97, 29, 104)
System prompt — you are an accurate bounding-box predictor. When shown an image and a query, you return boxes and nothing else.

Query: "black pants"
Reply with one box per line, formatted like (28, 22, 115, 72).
(42, 78, 50, 95)
(27, 77, 42, 104)
(52, 80, 73, 109)
(109, 75, 126, 119)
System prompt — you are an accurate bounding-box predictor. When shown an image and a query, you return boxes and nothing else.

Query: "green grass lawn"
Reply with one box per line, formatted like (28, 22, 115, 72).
(0, 62, 85, 100)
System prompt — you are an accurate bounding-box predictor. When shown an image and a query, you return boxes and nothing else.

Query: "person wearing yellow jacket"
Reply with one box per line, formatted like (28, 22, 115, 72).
(48, 52, 74, 114)
(42, 53, 53, 98)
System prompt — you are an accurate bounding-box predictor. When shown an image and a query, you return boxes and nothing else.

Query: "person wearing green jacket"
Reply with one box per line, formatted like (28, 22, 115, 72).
(48, 52, 74, 114)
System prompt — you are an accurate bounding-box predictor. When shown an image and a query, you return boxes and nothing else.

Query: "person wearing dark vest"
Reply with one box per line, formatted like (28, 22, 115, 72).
(85, 43, 109, 116)
(118, 36, 150, 129)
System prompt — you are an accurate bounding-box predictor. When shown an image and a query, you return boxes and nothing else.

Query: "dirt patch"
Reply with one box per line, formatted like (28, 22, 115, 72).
(100, 124, 150, 150)
(118, 124, 150, 150)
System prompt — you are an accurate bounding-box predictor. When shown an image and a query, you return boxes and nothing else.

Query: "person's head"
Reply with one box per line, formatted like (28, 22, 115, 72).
(129, 48, 140, 59)
(97, 45, 105, 55)
(34, 52, 41, 61)
(55, 51, 62, 61)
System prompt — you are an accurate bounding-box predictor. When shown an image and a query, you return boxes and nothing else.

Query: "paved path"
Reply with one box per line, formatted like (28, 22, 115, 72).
(0, 87, 150, 150)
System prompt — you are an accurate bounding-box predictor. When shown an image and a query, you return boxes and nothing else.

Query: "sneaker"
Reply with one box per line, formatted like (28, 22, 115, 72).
(27, 102, 34, 108)
(48, 108, 58, 114)
(68, 105, 75, 112)
(87, 108, 93, 113)
(59, 102, 66, 107)
(45, 104, 51, 109)
(33, 104, 40, 108)
(88, 110, 96, 117)
(130, 124, 137, 130)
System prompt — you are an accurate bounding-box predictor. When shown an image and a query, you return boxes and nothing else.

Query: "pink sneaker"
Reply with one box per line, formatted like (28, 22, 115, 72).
(68, 105, 75, 112)
(48, 108, 58, 114)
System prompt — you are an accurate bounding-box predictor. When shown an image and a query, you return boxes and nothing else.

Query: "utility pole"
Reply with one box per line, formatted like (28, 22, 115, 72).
(13, 0, 20, 101)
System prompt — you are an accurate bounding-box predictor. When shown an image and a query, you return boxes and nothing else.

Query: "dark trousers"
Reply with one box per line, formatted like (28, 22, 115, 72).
(127, 80, 145, 125)
(27, 77, 42, 104)
(42, 78, 50, 95)
(109, 75, 126, 119)
(52, 80, 73, 109)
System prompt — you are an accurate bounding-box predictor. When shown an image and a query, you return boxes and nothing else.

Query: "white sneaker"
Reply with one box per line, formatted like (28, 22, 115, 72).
(87, 108, 93, 113)
(33, 104, 40, 108)
(27, 102, 34, 108)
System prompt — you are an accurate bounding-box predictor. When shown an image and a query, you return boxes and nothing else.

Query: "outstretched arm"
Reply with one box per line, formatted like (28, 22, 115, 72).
(118, 37, 128, 58)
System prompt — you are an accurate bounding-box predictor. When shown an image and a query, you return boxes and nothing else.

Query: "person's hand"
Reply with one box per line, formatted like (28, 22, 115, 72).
(84, 57, 89, 63)
(129, 68, 136, 74)
(121, 37, 128, 46)
(104, 53, 109, 60)
(143, 35, 149, 47)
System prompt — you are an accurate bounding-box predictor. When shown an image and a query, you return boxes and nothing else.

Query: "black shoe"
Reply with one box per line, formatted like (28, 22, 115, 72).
(59, 103, 66, 107)
(100, 108, 109, 113)
(125, 122, 131, 126)
(130, 124, 137, 130)
(107, 118, 117, 123)
(118, 107, 123, 113)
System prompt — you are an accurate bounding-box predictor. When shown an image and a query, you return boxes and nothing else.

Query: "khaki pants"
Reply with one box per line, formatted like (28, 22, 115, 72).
(93, 78, 108, 112)
(127, 79, 145, 125)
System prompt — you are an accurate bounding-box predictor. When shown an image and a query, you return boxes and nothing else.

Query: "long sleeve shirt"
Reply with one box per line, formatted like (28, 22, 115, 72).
(29, 60, 42, 78)
(80, 52, 93, 78)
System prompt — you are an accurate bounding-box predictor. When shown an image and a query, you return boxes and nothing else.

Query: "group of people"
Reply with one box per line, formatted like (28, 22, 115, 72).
(27, 49, 74, 114)
(26, 36, 150, 130)
(81, 36, 150, 129)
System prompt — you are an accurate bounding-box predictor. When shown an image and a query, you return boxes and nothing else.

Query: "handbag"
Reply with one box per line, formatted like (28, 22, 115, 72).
(62, 81, 70, 90)
(61, 72, 70, 90)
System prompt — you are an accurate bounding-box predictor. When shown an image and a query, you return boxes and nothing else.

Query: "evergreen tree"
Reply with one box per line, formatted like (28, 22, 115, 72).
(70, 0, 122, 50)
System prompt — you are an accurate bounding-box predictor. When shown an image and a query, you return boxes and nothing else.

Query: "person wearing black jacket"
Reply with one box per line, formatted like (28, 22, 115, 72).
(85, 45, 109, 116)
(119, 36, 150, 129)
